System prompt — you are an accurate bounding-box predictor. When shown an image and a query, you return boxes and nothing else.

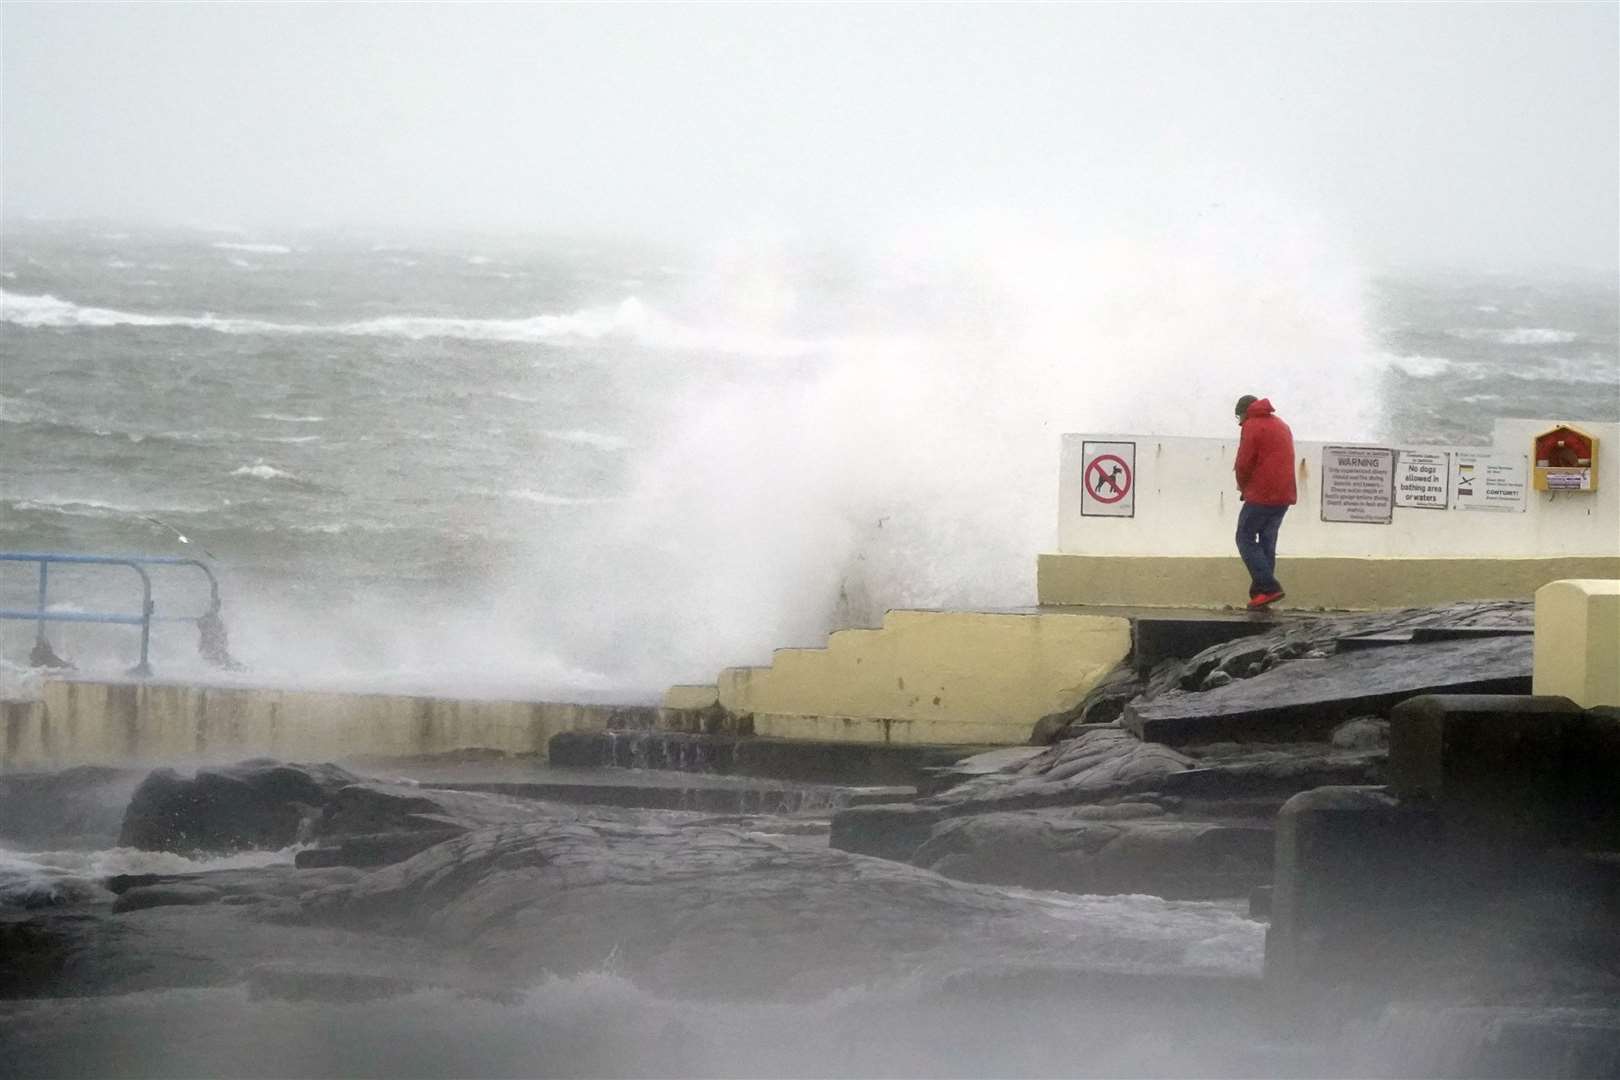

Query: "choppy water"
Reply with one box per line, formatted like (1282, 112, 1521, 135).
(3, 222, 1616, 695)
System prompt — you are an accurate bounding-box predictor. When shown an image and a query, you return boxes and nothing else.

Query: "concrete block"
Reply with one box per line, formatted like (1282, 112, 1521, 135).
(1389, 693, 1619, 848)
(1265, 786, 1443, 993)
(1533, 578, 1620, 708)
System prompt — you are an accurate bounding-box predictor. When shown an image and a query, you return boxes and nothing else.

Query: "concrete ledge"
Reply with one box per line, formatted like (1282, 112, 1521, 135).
(750, 711, 1024, 747)
(662, 684, 720, 710)
(1534, 579, 1620, 708)
(1, 679, 629, 769)
(1038, 553, 1620, 610)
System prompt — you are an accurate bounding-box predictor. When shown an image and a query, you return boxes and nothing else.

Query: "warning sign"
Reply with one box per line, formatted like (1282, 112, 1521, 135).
(1452, 452, 1527, 512)
(1321, 445, 1395, 524)
(1080, 441, 1135, 518)
(1394, 450, 1449, 510)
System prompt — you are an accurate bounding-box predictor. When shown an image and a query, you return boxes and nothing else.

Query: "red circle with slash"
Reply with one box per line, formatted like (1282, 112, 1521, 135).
(1086, 454, 1132, 504)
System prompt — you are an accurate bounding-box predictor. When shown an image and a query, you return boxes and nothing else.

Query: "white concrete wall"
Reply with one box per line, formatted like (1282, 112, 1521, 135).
(1058, 418, 1619, 558)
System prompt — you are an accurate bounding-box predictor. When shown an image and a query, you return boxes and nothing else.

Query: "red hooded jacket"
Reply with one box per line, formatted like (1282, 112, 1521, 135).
(1234, 398, 1297, 506)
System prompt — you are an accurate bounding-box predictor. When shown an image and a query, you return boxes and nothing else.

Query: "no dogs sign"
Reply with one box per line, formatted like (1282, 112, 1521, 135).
(1081, 441, 1135, 517)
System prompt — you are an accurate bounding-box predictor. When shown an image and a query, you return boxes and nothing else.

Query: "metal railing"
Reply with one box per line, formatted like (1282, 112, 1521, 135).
(0, 552, 234, 676)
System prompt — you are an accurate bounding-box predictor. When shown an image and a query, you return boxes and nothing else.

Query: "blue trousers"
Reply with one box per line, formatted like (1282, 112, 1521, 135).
(1236, 502, 1288, 596)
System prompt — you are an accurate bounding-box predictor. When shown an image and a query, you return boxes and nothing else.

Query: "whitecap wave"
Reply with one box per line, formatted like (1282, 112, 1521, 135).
(1380, 353, 1456, 378)
(505, 488, 619, 506)
(1500, 357, 1620, 386)
(542, 429, 631, 451)
(231, 463, 302, 482)
(256, 413, 326, 423)
(1449, 326, 1580, 345)
(211, 241, 292, 255)
(0, 289, 821, 357)
(7, 495, 215, 518)
(1, 289, 289, 334)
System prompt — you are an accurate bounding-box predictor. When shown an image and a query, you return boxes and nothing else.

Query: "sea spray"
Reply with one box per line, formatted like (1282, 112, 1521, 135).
(489, 205, 1380, 689)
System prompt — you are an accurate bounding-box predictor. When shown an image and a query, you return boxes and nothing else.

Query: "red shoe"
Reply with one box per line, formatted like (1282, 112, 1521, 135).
(1248, 590, 1285, 609)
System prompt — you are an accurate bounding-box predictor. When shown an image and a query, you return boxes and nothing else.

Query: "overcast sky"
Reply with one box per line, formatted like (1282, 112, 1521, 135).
(4, 3, 1616, 271)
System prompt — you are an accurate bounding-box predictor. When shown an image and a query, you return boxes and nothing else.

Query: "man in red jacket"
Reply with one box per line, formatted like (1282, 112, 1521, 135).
(1233, 395, 1297, 609)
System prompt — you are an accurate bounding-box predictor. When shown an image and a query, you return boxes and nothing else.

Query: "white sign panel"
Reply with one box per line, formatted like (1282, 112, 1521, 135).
(1452, 452, 1527, 512)
(1080, 441, 1135, 518)
(1321, 445, 1395, 524)
(1394, 450, 1449, 510)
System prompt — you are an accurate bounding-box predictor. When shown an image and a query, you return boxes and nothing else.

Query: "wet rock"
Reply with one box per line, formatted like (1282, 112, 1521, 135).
(117, 759, 559, 862)
(318, 818, 1261, 999)
(119, 760, 362, 854)
(1169, 602, 1531, 693)
(917, 746, 1049, 795)
(909, 811, 1272, 898)
(830, 802, 949, 861)
(833, 729, 1194, 861)
(1331, 717, 1390, 750)
(112, 884, 222, 913)
(1033, 663, 1143, 744)
(246, 962, 422, 1002)
(0, 766, 145, 850)
(294, 828, 466, 869)
(939, 728, 1194, 808)
(1156, 750, 1385, 800)
(1125, 634, 1533, 746)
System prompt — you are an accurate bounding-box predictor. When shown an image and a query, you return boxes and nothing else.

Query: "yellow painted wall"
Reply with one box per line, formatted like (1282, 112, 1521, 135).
(1038, 553, 1620, 611)
(662, 684, 720, 710)
(1533, 579, 1620, 708)
(714, 609, 1130, 745)
(1, 680, 618, 769)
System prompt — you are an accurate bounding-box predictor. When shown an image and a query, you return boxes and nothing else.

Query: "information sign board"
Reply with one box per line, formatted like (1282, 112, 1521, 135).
(1452, 452, 1527, 512)
(1321, 445, 1395, 524)
(1394, 450, 1449, 510)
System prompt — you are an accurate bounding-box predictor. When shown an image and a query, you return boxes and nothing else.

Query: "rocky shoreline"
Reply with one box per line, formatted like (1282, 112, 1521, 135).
(3, 599, 1617, 1076)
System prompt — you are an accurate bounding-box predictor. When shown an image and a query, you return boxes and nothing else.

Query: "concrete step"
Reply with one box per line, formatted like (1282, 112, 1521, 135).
(696, 608, 1133, 746)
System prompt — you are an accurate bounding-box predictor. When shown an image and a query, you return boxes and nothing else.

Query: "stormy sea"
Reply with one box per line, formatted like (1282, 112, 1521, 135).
(4, 221, 1617, 698)
(2, 221, 1617, 1076)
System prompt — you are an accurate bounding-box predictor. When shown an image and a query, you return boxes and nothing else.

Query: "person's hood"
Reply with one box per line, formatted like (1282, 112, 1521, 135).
(1243, 398, 1277, 421)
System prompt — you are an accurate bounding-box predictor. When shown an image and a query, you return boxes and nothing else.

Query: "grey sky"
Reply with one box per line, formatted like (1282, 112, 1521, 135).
(4, 2, 1616, 270)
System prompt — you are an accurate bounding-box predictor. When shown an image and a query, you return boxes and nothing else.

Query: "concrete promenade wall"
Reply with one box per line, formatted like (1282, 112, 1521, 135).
(1043, 417, 1620, 608)
(1, 679, 626, 769)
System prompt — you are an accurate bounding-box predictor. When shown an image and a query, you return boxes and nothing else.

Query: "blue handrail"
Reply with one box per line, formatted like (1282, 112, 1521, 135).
(0, 552, 229, 676)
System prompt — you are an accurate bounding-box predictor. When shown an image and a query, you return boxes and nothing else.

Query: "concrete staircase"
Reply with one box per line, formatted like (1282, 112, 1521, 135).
(664, 608, 1132, 746)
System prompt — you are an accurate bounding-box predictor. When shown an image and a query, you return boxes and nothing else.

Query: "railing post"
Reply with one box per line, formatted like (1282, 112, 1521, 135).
(34, 560, 48, 645)
(132, 564, 154, 677)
